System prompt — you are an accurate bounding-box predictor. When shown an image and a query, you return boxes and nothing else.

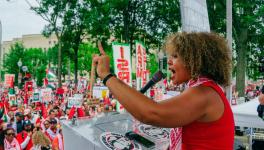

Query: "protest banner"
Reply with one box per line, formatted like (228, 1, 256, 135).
(112, 42, 132, 111)
(33, 92, 40, 102)
(112, 42, 132, 86)
(68, 97, 82, 108)
(8, 94, 17, 106)
(41, 88, 52, 102)
(135, 41, 148, 90)
(92, 86, 109, 99)
(4, 74, 15, 88)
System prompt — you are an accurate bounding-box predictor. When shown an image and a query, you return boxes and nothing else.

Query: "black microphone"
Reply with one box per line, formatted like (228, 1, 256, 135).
(139, 71, 166, 94)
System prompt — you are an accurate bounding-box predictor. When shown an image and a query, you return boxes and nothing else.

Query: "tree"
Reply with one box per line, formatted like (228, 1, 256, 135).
(3, 44, 48, 86)
(207, 0, 264, 97)
(60, 0, 89, 85)
(83, 0, 181, 52)
(3, 43, 25, 85)
(26, 0, 69, 87)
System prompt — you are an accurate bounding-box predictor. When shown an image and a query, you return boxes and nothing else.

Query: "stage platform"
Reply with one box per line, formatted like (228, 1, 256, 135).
(62, 112, 170, 150)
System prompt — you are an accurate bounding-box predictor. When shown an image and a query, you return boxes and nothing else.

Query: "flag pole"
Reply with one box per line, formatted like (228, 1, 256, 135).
(89, 54, 95, 99)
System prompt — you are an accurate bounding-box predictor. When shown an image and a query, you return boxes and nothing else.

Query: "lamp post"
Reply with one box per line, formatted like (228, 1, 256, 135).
(22, 66, 28, 74)
(17, 59, 22, 86)
(158, 50, 164, 72)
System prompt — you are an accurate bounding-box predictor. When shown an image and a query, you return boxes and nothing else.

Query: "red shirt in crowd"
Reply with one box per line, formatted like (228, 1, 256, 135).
(16, 131, 33, 150)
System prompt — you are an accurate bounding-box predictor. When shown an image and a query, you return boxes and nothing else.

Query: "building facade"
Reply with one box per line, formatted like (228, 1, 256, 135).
(0, 33, 58, 65)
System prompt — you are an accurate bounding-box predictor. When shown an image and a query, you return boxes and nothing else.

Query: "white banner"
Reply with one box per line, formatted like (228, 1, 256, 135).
(68, 97, 82, 108)
(112, 43, 132, 86)
(92, 86, 109, 99)
(4, 74, 15, 88)
(8, 94, 17, 106)
(40, 88, 52, 102)
(74, 94, 83, 99)
(33, 92, 40, 102)
(135, 41, 148, 90)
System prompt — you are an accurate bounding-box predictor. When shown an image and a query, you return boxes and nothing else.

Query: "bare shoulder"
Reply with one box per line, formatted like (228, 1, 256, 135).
(154, 85, 224, 127)
(259, 93, 264, 105)
(190, 85, 225, 122)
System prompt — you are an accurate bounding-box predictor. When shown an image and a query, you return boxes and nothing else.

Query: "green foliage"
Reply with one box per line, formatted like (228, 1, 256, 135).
(3, 43, 48, 86)
(208, 0, 264, 96)
(3, 43, 24, 71)
(147, 54, 159, 76)
(36, 65, 46, 87)
(3, 43, 25, 84)
(47, 46, 58, 66)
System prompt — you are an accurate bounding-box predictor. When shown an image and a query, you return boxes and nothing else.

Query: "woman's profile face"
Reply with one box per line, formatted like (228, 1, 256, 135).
(168, 55, 191, 85)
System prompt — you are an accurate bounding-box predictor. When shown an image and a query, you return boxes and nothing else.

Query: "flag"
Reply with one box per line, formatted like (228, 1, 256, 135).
(43, 78, 49, 86)
(0, 102, 4, 119)
(47, 70, 56, 79)
(68, 106, 76, 120)
(41, 103, 48, 119)
(77, 108, 85, 118)
(10, 77, 14, 88)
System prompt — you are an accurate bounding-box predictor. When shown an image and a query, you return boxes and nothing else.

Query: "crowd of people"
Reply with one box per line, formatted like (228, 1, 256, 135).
(0, 78, 123, 150)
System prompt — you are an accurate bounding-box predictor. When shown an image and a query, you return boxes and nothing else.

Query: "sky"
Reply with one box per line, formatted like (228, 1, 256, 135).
(0, 0, 47, 41)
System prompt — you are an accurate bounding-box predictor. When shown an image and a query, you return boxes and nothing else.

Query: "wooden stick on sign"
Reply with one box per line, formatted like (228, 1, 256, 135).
(89, 54, 95, 98)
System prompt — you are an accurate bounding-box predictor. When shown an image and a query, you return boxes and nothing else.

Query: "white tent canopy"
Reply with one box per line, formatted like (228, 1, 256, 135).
(232, 98, 264, 128)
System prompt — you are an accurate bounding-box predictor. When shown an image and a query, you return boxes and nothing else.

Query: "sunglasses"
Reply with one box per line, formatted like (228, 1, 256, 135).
(6, 133, 15, 136)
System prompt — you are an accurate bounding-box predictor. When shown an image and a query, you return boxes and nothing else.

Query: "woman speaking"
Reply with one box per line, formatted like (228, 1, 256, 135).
(93, 32, 234, 150)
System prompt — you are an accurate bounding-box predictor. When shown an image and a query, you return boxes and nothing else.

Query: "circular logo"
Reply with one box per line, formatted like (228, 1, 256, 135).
(100, 132, 141, 150)
(137, 124, 169, 140)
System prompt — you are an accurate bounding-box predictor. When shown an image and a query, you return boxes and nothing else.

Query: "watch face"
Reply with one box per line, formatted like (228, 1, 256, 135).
(137, 124, 169, 140)
(100, 132, 141, 150)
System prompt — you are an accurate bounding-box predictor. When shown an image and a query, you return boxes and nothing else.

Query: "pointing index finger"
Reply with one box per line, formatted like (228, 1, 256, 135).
(98, 41, 106, 55)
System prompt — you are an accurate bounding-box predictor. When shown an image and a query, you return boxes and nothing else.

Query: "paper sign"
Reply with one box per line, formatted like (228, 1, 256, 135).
(41, 88, 52, 102)
(33, 93, 40, 102)
(68, 97, 82, 108)
(9, 94, 17, 106)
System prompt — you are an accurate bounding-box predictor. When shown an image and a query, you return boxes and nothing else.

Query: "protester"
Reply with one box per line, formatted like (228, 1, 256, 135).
(32, 129, 51, 150)
(24, 109, 40, 126)
(42, 120, 50, 132)
(0, 120, 5, 150)
(8, 111, 16, 131)
(16, 120, 33, 150)
(93, 32, 234, 149)
(257, 86, 264, 120)
(52, 129, 64, 150)
(15, 112, 24, 134)
(45, 118, 59, 141)
(4, 127, 21, 150)
(47, 109, 59, 124)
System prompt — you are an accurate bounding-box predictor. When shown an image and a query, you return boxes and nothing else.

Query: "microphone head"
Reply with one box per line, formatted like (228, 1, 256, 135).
(152, 70, 166, 83)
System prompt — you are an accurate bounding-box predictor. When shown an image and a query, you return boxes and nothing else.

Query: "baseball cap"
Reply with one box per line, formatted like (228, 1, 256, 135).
(24, 120, 32, 126)
(15, 112, 23, 117)
(50, 118, 57, 124)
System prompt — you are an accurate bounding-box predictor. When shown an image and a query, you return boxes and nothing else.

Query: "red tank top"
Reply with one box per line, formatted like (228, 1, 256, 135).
(182, 81, 234, 150)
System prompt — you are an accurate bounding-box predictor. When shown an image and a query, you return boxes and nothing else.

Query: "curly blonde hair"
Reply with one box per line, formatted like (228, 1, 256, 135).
(32, 130, 51, 147)
(164, 32, 231, 87)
